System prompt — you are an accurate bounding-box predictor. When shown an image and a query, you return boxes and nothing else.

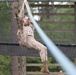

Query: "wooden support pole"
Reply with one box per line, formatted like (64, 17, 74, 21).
(20, 56, 26, 75)
(74, 2, 76, 43)
(11, 2, 19, 75)
(12, 56, 18, 75)
(74, 2, 76, 66)
(18, 0, 26, 75)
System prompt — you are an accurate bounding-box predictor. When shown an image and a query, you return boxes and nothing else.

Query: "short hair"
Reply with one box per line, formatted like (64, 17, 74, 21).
(24, 16, 29, 20)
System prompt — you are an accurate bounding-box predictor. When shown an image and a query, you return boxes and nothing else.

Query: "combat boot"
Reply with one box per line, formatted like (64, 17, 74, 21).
(41, 61, 50, 74)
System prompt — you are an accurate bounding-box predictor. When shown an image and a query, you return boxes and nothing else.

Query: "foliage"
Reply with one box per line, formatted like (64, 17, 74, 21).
(0, 2, 12, 75)
(0, 2, 11, 41)
(0, 55, 11, 75)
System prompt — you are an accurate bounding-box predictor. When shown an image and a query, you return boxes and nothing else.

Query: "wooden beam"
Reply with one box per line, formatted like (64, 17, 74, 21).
(11, 2, 19, 75)
(26, 72, 66, 75)
(74, 2, 76, 43)
(25, 13, 74, 16)
(0, 0, 17, 1)
(28, 0, 76, 2)
(0, 43, 76, 57)
(0, 0, 76, 2)
(30, 5, 74, 8)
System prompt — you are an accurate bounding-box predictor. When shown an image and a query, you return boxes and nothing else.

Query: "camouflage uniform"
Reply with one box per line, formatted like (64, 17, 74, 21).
(16, 2, 50, 74)
(17, 16, 49, 73)
(16, 2, 48, 62)
(22, 23, 48, 62)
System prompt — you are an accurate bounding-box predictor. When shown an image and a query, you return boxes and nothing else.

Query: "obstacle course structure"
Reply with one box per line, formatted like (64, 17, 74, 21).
(0, 0, 76, 75)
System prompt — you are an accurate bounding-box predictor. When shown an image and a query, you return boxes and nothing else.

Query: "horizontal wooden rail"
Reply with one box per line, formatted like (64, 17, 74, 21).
(0, 0, 76, 2)
(25, 12, 74, 16)
(26, 63, 60, 66)
(26, 72, 66, 75)
(0, 0, 16, 1)
(37, 21, 74, 24)
(36, 38, 74, 42)
(28, 0, 76, 2)
(30, 4, 74, 8)
(0, 0, 74, 2)
(44, 30, 73, 33)
(52, 38, 74, 41)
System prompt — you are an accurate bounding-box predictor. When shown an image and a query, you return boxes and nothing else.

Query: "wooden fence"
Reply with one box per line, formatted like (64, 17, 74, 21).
(19, 57, 66, 75)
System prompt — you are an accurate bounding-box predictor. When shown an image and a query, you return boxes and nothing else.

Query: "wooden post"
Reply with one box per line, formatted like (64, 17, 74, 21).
(74, 2, 76, 66)
(11, 2, 19, 75)
(12, 56, 18, 75)
(74, 2, 76, 42)
(19, 56, 26, 75)
(18, 0, 26, 75)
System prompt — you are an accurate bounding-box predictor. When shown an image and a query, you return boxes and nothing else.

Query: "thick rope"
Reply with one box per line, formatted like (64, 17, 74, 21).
(24, 0, 76, 75)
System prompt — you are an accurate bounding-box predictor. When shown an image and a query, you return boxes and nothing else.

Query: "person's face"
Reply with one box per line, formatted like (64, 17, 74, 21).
(23, 17, 30, 25)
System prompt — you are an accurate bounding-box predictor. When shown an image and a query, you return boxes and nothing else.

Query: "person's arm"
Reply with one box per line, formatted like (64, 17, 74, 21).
(15, 1, 24, 22)
(18, 2, 24, 20)
(15, 2, 24, 30)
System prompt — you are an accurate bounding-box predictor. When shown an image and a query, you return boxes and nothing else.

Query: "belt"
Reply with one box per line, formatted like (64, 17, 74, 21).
(28, 35, 32, 36)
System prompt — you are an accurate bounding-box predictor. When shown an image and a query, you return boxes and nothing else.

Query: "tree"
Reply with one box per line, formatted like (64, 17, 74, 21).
(0, 55, 11, 75)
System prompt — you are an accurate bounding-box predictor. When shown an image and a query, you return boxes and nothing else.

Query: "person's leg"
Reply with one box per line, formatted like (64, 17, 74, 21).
(28, 38, 50, 74)
(36, 43, 50, 74)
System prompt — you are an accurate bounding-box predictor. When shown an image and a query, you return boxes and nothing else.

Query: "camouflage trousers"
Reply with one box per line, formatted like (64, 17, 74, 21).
(25, 36, 48, 62)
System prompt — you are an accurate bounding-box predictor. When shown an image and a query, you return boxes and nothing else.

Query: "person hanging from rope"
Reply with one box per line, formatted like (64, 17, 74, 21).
(15, 2, 50, 74)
